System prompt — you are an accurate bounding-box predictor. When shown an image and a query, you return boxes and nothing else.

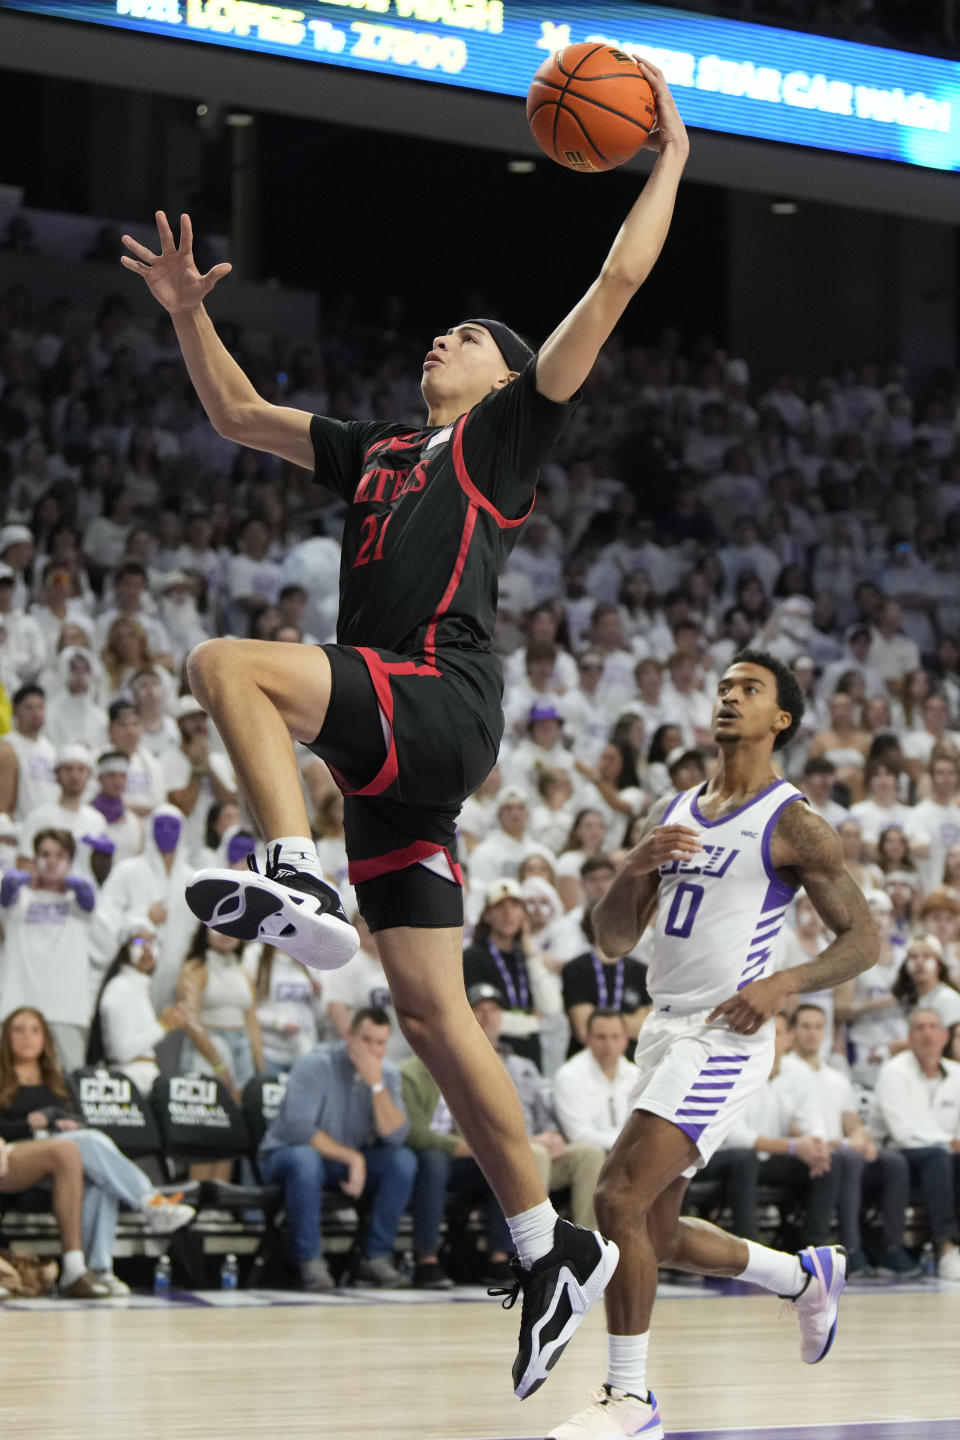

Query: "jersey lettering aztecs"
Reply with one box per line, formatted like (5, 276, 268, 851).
(310, 359, 575, 680)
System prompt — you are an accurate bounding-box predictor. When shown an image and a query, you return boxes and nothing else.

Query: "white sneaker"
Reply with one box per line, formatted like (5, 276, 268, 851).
(185, 863, 359, 972)
(142, 1195, 196, 1235)
(937, 1246, 960, 1281)
(548, 1386, 664, 1438)
(92, 1271, 132, 1296)
(790, 1245, 847, 1362)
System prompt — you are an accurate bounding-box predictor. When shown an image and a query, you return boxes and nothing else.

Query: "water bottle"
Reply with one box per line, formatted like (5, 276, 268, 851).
(153, 1254, 172, 1296)
(220, 1253, 239, 1290)
(921, 1242, 935, 1277)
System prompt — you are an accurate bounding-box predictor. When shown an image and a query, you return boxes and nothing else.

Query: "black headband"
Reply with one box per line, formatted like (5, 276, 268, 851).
(459, 318, 534, 375)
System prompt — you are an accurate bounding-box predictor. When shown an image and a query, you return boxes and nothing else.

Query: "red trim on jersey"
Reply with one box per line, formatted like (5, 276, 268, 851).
(339, 648, 442, 799)
(349, 842, 463, 887)
(423, 501, 478, 668)
(450, 412, 535, 530)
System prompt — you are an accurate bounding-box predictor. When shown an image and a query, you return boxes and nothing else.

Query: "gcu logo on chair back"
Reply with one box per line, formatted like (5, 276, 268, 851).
(81, 1071, 132, 1105)
(262, 1077, 288, 1120)
(171, 1077, 218, 1106)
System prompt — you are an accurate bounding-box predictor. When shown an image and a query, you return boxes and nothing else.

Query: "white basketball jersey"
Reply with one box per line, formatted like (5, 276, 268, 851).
(648, 778, 805, 1012)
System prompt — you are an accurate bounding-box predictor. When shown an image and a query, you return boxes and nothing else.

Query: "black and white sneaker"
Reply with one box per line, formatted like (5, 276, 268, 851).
(490, 1219, 620, 1400)
(185, 849, 359, 972)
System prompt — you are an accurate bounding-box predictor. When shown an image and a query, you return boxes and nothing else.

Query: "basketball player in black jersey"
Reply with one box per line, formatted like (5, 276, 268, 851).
(122, 60, 687, 1399)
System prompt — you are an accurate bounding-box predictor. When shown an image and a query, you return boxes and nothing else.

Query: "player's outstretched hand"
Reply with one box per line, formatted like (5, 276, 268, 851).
(637, 58, 689, 157)
(707, 973, 787, 1034)
(624, 823, 702, 876)
(120, 211, 232, 315)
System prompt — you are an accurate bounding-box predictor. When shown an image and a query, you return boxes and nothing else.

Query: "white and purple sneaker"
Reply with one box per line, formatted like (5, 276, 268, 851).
(788, 1245, 847, 1363)
(547, 1386, 664, 1438)
(185, 851, 359, 972)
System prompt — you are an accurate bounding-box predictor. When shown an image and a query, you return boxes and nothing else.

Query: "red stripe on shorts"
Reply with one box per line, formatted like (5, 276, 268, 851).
(349, 842, 463, 887)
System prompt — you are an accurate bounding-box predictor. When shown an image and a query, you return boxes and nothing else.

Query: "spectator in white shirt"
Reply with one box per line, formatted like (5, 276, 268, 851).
(324, 914, 409, 1066)
(105, 700, 166, 818)
(661, 652, 714, 749)
(223, 517, 282, 634)
(87, 918, 221, 1098)
(869, 599, 921, 694)
(782, 1004, 915, 1279)
(94, 562, 173, 664)
(156, 570, 211, 670)
(799, 756, 848, 828)
(902, 696, 960, 784)
(88, 750, 144, 864)
(466, 789, 556, 891)
(131, 667, 180, 761)
(835, 889, 908, 1089)
(849, 758, 916, 859)
(819, 625, 886, 708)
(43, 647, 108, 754)
(0, 684, 59, 822)
(0, 564, 45, 683)
(892, 933, 960, 1030)
(0, 828, 96, 1071)
(908, 751, 960, 893)
(588, 603, 638, 716)
(502, 700, 576, 800)
(162, 695, 237, 866)
(552, 1008, 637, 1152)
(18, 744, 112, 887)
(917, 890, 960, 987)
(868, 1008, 960, 1280)
(562, 650, 617, 765)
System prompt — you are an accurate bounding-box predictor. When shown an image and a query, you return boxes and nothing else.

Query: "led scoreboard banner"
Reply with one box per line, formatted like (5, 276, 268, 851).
(2, 1, 959, 172)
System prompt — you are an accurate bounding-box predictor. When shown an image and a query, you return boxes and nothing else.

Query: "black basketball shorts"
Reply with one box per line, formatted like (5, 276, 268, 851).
(308, 644, 499, 932)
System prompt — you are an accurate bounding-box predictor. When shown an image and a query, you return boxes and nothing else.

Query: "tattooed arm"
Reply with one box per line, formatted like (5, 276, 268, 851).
(593, 795, 702, 955)
(707, 800, 878, 1035)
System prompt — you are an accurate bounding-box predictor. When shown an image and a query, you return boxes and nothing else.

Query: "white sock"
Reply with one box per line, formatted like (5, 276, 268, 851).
(606, 1332, 650, 1399)
(740, 1238, 805, 1297)
(61, 1251, 87, 1287)
(270, 836, 324, 880)
(507, 1200, 559, 1268)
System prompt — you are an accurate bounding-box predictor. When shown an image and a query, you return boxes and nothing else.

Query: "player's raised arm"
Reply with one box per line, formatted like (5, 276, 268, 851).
(593, 794, 702, 955)
(121, 211, 314, 470)
(707, 804, 879, 1034)
(535, 60, 689, 405)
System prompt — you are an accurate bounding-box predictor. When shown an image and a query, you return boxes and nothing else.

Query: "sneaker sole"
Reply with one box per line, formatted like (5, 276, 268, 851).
(800, 1245, 847, 1364)
(515, 1236, 620, 1400)
(185, 868, 359, 972)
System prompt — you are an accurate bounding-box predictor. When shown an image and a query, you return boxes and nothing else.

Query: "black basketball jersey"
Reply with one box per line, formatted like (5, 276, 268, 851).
(309, 360, 575, 668)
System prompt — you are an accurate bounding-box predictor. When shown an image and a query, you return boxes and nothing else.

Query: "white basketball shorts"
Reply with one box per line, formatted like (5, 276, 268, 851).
(628, 1007, 774, 1178)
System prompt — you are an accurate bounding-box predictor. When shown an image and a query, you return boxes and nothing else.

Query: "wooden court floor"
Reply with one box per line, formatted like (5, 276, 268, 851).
(2, 1286, 958, 1438)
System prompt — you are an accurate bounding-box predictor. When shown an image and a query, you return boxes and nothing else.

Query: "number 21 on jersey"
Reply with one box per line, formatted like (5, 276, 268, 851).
(353, 512, 393, 567)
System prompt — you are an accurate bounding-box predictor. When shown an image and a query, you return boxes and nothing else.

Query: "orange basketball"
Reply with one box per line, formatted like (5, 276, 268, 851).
(526, 42, 657, 173)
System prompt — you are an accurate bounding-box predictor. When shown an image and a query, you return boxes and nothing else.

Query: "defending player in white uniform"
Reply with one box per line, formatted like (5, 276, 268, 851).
(549, 651, 878, 1440)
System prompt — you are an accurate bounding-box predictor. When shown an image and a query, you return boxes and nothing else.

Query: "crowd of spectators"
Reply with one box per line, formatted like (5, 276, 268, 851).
(1, 248, 960, 1290)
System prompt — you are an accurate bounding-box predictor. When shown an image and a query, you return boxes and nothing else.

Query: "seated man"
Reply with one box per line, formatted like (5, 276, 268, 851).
(781, 1003, 917, 1279)
(258, 1006, 417, 1292)
(705, 1012, 836, 1246)
(869, 1007, 960, 1281)
(469, 983, 604, 1232)
(402, 1031, 514, 1289)
(552, 1008, 638, 1153)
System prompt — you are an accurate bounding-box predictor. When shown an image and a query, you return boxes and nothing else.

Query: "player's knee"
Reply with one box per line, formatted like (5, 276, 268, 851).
(186, 638, 233, 700)
(595, 1170, 644, 1234)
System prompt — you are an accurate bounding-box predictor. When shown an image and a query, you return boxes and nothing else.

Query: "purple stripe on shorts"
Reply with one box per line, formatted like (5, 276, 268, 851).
(706, 1055, 749, 1062)
(675, 1120, 707, 1143)
(697, 1068, 742, 1076)
(677, 1108, 720, 1117)
(690, 1082, 735, 1090)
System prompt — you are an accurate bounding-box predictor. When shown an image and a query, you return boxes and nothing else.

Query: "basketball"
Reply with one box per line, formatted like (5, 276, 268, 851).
(526, 42, 657, 173)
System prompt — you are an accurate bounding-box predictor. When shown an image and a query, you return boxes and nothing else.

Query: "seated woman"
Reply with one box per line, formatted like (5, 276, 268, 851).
(892, 933, 960, 1029)
(0, 1131, 109, 1299)
(0, 1008, 195, 1295)
(88, 918, 224, 1098)
(177, 924, 264, 1092)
